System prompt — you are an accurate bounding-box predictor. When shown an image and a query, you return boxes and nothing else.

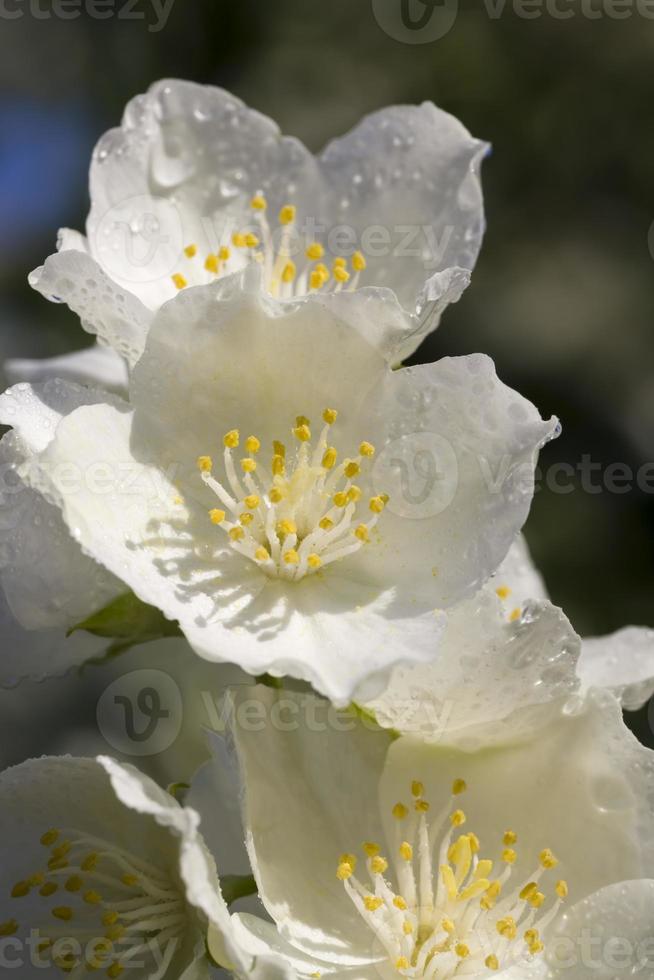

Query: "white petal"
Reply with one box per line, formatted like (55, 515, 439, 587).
(578, 627, 654, 711)
(4, 344, 128, 395)
(319, 101, 487, 323)
(490, 533, 550, 605)
(29, 249, 153, 366)
(549, 879, 654, 979)
(364, 595, 581, 746)
(346, 354, 558, 608)
(226, 686, 391, 963)
(380, 691, 654, 909)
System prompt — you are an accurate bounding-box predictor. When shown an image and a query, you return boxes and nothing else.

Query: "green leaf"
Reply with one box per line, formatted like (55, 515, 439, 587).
(70, 592, 183, 674)
(221, 874, 257, 906)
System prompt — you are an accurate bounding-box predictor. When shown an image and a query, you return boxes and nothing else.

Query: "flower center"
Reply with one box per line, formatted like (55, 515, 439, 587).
(336, 780, 568, 979)
(3, 827, 187, 977)
(171, 194, 368, 298)
(197, 408, 388, 581)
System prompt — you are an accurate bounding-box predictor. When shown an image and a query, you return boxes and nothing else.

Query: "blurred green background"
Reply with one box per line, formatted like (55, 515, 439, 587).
(0, 0, 652, 762)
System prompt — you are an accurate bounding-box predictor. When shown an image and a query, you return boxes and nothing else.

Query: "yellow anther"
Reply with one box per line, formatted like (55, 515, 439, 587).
(520, 882, 539, 901)
(39, 882, 58, 897)
(218, 246, 231, 261)
(336, 862, 354, 881)
(245, 436, 260, 455)
(556, 879, 569, 899)
(306, 242, 324, 260)
(393, 896, 408, 910)
(65, 876, 83, 893)
(496, 585, 511, 600)
(415, 800, 430, 813)
(485, 955, 500, 971)
(411, 780, 423, 797)
(40, 829, 60, 847)
(452, 778, 467, 795)
(319, 517, 334, 530)
(364, 897, 383, 912)
(102, 911, 119, 927)
(284, 549, 300, 565)
(107, 964, 125, 979)
(27, 873, 44, 887)
(241, 458, 257, 473)
(273, 440, 286, 458)
(269, 488, 284, 504)
(395, 958, 409, 971)
(524, 928, 539, 944)
(121, 874, 138, 887)
(333, 491, 348, 508)
(403, 921, 414, 935)
(399, 842, 413, 862)
(540, 848, 559, 869)
(0, 920, 18, 937)
(451, 810, 466, 828)
(359, 442, 375, 457)
(52, 907, 73, 922)
(369, 496, 386, 514)
(279, 205, 296, 225)
(322, 447, 337, 470)
(455, 944, 470, 959)
(340, 852, 357, 868)
(530, 891, 546, 909)
(502, 849, 517, 864)
(467, 832, 480, 853)
(293, 423, 311, 442)
(245, 232, 260, 248)
(244, 494, 260, 510)
(497, 916, 517, 940)
(310, 270, 326, 290)
(486, 881, 502, 900)
(347, 486, 362, 503)
(48, 857, 68, 871)
(232, 232, 247, 247)
(171, 273, 187, 290)
(251, 194, 267, 210)
(392, 803, 408, 820)
(354, 524, 369, 543)
(184, 244, 198, 258)
(441, 917, 455, 934)
(197, 455, 213, 473)
(370, 856, 388, 875)
(239, 513, 254, 526)
(344, 461, 360, 478)
(224, 429, 240, 448)
(84, 891, 102, 905)
(278, 519, 297, 536)
(229, 527, 245, 542)
(11, 881, 29, 898)
(503, 830, 518, 846)
(105, 924, 126, 942)
(457, 879, 490, 903)
(509, 607, 521, 622)
(282, 261, 296, 283)
(255, 547, 271, 562)
(209, 509, 226, 525)
(352, 250, 367, 271)
(333, 265, 350, 283)
(363, 843, 380, 857)
(296, 413, 311, 427)
(204, 253, 219, 274)
(314, 263, 330, 281)
(333, 257, 347, 268)
(81, 854, 98, 872)
(440, 865, 458, 901)
(322, 408, 338, 425)
(272, 455, 285, 477)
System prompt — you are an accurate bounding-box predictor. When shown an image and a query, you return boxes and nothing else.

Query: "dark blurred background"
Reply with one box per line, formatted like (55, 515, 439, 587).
(0, 0, 652, 760)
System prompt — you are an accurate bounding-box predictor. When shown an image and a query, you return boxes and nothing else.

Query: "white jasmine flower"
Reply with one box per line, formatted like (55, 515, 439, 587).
(211, 684, 654, 980)
(6, 278, 556, 704)
(30, 78, 487, 366)
(0, 755, 292, 980)
(5, 344, 128, 396)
